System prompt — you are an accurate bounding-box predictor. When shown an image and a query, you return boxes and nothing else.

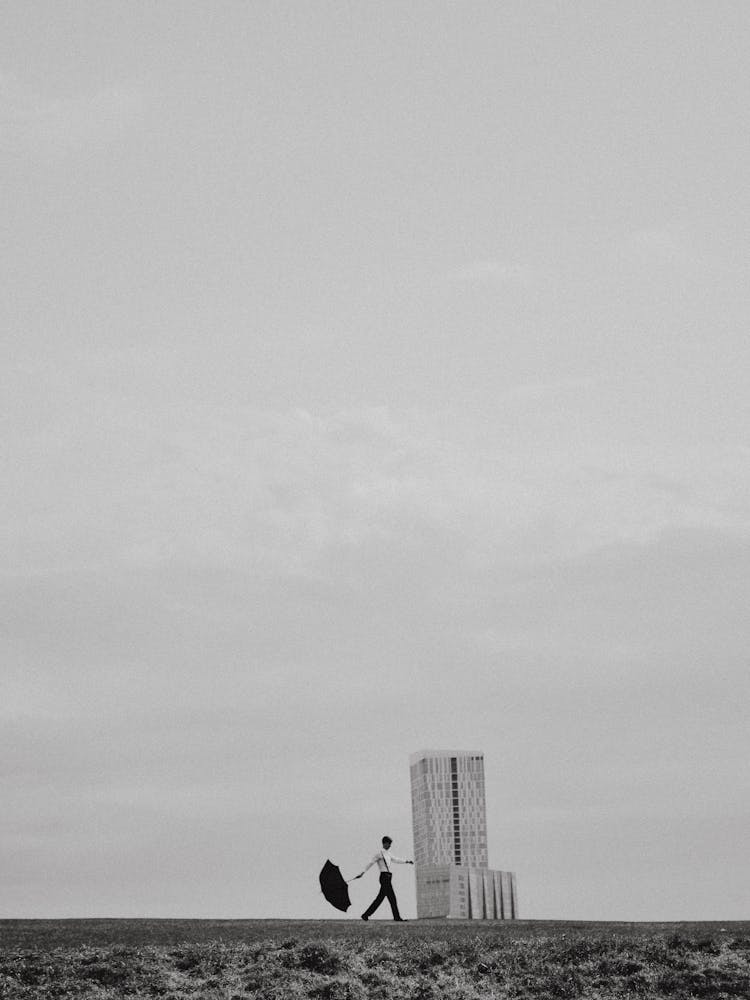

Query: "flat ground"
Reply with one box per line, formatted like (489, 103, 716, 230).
(2, 918, 750, 949)
(2, 919, 749, 998)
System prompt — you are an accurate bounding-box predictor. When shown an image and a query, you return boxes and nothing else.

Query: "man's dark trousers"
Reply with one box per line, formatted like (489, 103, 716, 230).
(362, 872, 402, 920)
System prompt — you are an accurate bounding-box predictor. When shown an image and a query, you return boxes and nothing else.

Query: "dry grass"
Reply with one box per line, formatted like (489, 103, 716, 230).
(1, 919, 749, 998)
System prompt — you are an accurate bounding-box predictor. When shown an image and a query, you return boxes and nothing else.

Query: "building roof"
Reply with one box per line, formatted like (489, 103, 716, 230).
(409, 749, 484, 765)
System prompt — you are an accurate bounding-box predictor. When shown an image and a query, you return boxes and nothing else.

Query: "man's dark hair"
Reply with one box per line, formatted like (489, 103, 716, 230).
(382, 836, 392, 845)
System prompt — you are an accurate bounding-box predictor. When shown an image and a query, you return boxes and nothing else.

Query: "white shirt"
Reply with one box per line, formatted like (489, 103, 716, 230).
(362, 848, 409, 874)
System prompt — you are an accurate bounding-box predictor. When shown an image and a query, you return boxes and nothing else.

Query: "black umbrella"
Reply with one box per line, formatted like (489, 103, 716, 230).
(319, 859, 351, 912)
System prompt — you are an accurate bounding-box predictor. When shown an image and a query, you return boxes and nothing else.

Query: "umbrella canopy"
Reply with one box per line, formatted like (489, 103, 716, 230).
(319, 859, 351, 912)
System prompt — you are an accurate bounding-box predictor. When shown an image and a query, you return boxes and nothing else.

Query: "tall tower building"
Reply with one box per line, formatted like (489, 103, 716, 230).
(410, 749, 517, 920)
(410, 750, 488, 867)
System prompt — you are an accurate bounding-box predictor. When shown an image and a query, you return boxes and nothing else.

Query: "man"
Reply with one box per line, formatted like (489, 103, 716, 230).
(355, 835, 414, 921)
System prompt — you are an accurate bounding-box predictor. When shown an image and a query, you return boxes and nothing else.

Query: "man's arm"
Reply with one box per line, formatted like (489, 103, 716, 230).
(389, 855, 414, 865)
(354, 853, 378, 878)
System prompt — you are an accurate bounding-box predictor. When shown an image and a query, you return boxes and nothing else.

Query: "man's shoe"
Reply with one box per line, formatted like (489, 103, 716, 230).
(361, 915, 369, 921)
(394, 918, 407, 922)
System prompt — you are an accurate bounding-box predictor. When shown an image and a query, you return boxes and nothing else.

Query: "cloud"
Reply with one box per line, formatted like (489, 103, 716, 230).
(620, 223, 734, 277)
(624, 226, 691, 267)
(0, 72, 149, 159)
(501, 374, 603, 402)
(451, 258, 534, 287)
(4, 351, 750, 587)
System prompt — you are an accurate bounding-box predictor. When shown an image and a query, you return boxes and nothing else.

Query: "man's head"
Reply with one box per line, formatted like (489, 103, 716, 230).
(382, 836, 392, 848)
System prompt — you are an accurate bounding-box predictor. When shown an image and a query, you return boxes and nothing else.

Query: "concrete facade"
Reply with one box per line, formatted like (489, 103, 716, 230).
(410, 749, 518, 920)
(410, 749, 488, 867)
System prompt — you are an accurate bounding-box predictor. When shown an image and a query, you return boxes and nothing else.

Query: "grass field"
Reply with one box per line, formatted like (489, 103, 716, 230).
(1, 919, 749, 998)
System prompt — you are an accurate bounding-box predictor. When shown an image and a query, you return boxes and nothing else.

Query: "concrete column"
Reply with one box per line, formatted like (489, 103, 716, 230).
(483, 871, 495, 919)
(493, 870, 504, 919)
(510, 873, 518, 919)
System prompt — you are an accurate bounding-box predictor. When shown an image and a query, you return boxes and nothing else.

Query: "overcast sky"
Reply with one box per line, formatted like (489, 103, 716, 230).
(3, 1, 749, 922)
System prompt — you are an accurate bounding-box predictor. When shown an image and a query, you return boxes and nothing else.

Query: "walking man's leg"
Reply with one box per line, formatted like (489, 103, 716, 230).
(362, 874, 388, 920)
(384, 875, 403, 920)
